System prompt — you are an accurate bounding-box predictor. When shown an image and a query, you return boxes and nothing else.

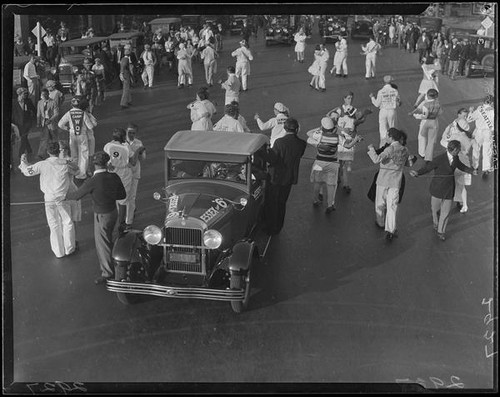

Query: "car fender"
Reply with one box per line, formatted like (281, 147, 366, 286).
(112, 231, 143, 262)
(228, 240, 256, 275)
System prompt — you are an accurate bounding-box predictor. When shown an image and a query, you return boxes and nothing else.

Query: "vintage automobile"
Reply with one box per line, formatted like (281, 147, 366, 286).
(419, 16, 443, 37)
(149, 17, 182, 35)
(107, 31, 145, 57)
(265, 15, 295, 46)
(107, 130, 270, 313)
(180, 15, 201, 30)
(230, 15, 248, 35)
(58, 36, 109, 90)
(319, 15, 348, 43)
(463, 34, 495, 77)
(351, 16, 373, 39)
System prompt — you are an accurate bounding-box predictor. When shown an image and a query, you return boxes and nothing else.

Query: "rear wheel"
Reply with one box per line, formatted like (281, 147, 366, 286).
(481, 54, 494, 75)
(230, 268, 252, 313)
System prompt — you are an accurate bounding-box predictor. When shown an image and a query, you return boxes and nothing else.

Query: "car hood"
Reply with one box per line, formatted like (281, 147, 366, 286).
(164, 183, 246, 227)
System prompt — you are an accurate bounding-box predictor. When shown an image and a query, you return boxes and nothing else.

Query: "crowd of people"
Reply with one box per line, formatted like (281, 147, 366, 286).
(11, 15, 495, 284)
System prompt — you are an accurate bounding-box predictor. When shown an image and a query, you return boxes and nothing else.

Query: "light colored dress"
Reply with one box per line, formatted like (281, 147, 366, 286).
(294, 32, 306, 53)
(189, 100, 212, 130)
(308, 50, 321, 76)
(418, 63, 439, 94)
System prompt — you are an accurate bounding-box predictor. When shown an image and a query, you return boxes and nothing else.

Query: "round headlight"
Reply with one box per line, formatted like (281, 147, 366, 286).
(283, 28, 288, 33)
(153, 192, 161, 201)
(50, 67, 57, 74)
(72, 66, 79, 74)
(143, 225, 163, 245)
(203, 230, 222, 249)
(328, 26, 333, 31)
(341, 27, 346, 31)
(239, 197, 248, 207)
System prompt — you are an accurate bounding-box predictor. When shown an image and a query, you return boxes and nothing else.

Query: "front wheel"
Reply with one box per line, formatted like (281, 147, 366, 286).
(115, 262, 141, 305)
(464, 60, 472, 77)
(230, 268, 252, 313)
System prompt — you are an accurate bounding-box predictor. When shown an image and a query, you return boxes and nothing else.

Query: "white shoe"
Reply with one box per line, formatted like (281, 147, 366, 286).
(460, 206, 468, 213)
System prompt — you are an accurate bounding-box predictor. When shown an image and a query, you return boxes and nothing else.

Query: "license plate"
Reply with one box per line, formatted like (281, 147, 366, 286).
(168, 252, 198, 263)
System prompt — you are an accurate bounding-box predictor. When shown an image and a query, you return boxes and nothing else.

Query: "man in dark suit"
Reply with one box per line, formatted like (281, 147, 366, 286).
(262, 118, 307, 235)
(66, 151, 126, 284)
(119, 46, 133, 109)
(410, 140, 477, 241)
(12, 87, 36, 161)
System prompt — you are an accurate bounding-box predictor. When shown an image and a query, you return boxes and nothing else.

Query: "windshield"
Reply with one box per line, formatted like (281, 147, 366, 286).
(169, 159, 248, 184)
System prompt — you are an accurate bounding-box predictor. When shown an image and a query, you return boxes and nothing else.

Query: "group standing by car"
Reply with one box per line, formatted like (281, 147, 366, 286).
(11, 14, 496, 288)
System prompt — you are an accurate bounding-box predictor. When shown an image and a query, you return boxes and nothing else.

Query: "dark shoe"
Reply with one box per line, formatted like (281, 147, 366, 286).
(482, 171, 491, 179)
(335, 74, 342, 78)
(94, 276, 112, 285)
(325, 205, 336, 214)
(320, 88, 326, 92)
(120, 105, 129, 110)
(385, 231, 394, 241)
(365, 77, 370, 80)
(313, 200, 321, 207)
(143, 85, 148, 90)
(437, 233, 446, 241)
(456, 202, 463, 210)
(343, 74, 347, 78)
(309, 83, 315, 89)
(127, 102, 133, 106)
(343, 186, 351, 194)
(124, 223, 132, 232)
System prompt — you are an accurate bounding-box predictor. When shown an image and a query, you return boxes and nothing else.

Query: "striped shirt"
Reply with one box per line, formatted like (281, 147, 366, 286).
(316, 131, 339, 162)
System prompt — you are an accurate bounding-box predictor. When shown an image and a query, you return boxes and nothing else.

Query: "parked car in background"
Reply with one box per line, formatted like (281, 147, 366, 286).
(107, 31, 144, 59)
(463, 34, 495, 77)
(149, 17, 182, 35)
(57, 36, 109, 91)
(181, 15, 201, 31)
(107, 130, 270, 313)
(319, 15, 348, 43)
(351, 16, 373, 38)
(419, 16, 443, 37)
(265, 15, 295, 46)
(230, 15, 248, 35)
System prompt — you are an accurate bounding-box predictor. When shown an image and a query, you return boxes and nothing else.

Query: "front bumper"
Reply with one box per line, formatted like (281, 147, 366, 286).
(107, 279, 245, 301)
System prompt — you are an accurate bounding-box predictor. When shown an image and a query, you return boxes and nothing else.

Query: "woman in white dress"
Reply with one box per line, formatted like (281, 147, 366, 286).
(294, 27, 308, 62)
(308, 44, 321, 90)
(187, 88, 216, 131)
(439, 108, 478, 213)
(177, 43, 193, 88)
(414, 56, 439, 108)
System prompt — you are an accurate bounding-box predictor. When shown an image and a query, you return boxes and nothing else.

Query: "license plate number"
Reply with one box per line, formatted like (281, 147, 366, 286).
(168, 252, 198, 263)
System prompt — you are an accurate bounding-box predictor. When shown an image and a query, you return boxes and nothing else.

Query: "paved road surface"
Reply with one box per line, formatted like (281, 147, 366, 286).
(6, 25, 495, 391)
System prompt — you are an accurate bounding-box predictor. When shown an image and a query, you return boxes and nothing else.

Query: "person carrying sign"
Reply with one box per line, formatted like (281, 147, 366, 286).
(58, 97, 98, 180)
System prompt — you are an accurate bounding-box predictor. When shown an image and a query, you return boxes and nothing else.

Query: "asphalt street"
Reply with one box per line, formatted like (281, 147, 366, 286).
(6, 25, 496, 392)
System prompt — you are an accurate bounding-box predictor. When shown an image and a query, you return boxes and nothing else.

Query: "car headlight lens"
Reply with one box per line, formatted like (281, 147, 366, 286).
(50, 67, 57, 74)
(276, 29, 281, 33)
(143, 225, 163, 245)
(341, 27, 346, 31)
(153, 192, 162, 201)
(72, 66, 79, 74)
(268, 29, 273, 33)
(283, 28, 288, 33)
(328, 26, 333, 31)
(203, 230, 222, 249)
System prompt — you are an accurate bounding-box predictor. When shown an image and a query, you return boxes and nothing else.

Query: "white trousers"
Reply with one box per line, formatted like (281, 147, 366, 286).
(45, 201, 75, 258)
(318, 63, 327, 89)
(114, 167, 133, 206)
(418, 119, 439, 161)
(333, 52, 348, 75)
(378, 109, 397, 146)
(375, 185, 399, 233)
(235, 61, 250, 90)
(141, 65, 154, 87)
(69, 132, 89, 179)
(126, 177, 139, 225)
(365, 54, 376, 78)
(204, 60, 217, 85)
(473, 128, 494, 172)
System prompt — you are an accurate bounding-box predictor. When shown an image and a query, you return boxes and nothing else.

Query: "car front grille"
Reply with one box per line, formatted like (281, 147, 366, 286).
(164, 227, 205, 274)
(165, 227, 202, 247)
